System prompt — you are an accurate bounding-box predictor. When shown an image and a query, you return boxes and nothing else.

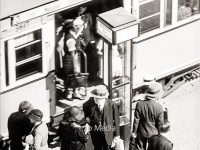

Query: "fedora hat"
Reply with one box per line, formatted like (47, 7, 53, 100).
(67, 106, 85, 124)
(143, 74, 156, 86)
(29, 109, 43, 122)
(91, 85, 109, 99)
(145, 82, 161, 100)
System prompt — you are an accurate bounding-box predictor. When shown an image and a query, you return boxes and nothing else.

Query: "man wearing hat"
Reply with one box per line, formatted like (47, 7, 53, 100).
(83, 85, 120, 150)
(7, 101, 33, 150)
(132, 82, 164, 150)
(26, 109, 48, 150)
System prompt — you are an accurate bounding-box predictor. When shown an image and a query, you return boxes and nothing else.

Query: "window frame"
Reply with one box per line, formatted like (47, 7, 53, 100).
(131, 0, 200, 41)
(0, 25, 48, 92)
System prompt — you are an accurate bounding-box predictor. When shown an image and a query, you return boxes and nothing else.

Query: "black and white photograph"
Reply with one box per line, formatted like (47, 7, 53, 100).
(0, 0, 200, 149)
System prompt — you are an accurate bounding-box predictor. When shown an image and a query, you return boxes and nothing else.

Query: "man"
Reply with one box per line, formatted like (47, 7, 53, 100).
(83, 85, 120, 150)
(132, 82, 164, 150)
(7, 101, 33, 150)
(148, 122, 173, 150)
(133, 74, 164, 102)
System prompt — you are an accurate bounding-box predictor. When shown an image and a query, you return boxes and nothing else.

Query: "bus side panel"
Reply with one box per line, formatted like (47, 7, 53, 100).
(133, 19, 200, 85)
(0, 79, 50, 136)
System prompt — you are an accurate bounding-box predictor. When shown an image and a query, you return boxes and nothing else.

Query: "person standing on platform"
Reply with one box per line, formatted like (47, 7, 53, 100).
(132, 82, 164, 150)
(7, 101, 33, 150)
(83, 85, 120, 150)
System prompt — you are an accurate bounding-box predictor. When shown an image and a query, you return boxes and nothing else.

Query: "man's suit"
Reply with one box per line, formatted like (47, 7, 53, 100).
(8, 112, 33, 150)
(132, 99, 164, 150)
(83, 98, 120, 149)
(148, 134, 173, 150)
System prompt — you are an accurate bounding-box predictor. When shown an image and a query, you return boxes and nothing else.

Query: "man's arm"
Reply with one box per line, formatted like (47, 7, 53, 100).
(112, 102, 120, 137)
(132, 103, 140, 136)
(157, 110, 164, 131)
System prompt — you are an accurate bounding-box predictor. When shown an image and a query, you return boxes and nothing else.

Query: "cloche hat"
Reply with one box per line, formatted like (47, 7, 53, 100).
(29, 109, 43, 122)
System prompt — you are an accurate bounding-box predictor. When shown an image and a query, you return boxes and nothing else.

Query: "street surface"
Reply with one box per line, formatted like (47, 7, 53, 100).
(164, 78, 200, 150)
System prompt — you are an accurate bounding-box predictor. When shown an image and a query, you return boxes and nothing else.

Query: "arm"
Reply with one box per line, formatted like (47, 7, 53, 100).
(132, 103, 140, 136)
(112, 102, 120, 137)
(157, 111, 164, 131)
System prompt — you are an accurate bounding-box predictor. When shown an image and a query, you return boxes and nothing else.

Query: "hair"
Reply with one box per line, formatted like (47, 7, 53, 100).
(18, 100, 33, 114)
(66, 106, 84, 122)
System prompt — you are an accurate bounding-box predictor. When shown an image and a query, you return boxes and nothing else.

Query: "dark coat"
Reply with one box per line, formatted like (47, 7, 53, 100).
(83, 98, 120, 146)
(7, 112, 33, 150)
(132, 99, 164, 138)
(148, 134, 173, 150)
(58, 120, 88, 150)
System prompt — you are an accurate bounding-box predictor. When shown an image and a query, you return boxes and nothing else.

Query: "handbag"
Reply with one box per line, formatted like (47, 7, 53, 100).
(112, 137, 124, 150)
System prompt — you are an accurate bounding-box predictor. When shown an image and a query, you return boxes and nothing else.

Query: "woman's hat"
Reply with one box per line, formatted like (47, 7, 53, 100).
(145, 82, 161, 100)
(29, 109, 43, 122)
(91, 85, 109, 99)
(67, 106, 85, 124)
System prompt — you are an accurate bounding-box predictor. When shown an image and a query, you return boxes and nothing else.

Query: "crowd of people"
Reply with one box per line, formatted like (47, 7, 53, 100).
(7, 78, 174, 150)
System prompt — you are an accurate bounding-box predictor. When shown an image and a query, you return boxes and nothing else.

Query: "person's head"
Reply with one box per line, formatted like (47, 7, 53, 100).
(72, 17, 84, 33)
(143, 74, 156, 86)
(29, 109, 43, 124)
(67, 106, 85, 125)
(78, 6, 87, 16)
(145, 82, 161, 100)
(91, 85, 109, 107)
(185, 0, 191, 7)
(18, 101, 33, 115)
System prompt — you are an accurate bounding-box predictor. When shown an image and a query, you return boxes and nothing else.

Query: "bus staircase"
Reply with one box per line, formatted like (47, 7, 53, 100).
(161, 66, 200, 98)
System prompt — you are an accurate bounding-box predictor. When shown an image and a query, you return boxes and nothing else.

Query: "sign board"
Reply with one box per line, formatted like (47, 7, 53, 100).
(96, 7, 139, 45)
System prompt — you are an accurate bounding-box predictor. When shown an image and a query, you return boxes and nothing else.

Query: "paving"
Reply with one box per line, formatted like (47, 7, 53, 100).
(164, 78, 200, 150)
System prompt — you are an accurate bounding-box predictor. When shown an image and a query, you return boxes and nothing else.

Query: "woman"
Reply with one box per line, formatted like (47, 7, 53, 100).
(58, 106, 90, 150)
(26, 109, 49, 150)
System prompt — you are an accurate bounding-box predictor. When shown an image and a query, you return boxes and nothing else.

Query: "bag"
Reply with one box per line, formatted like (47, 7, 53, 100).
(112, 138, 124, 150)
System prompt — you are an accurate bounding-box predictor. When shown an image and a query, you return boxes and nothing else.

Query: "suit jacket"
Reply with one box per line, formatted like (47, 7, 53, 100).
(8, 112, 33, 150)
(148, 134, 173, 150)
(132, 99, 164, 138)
(83, 98, 120, 145)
